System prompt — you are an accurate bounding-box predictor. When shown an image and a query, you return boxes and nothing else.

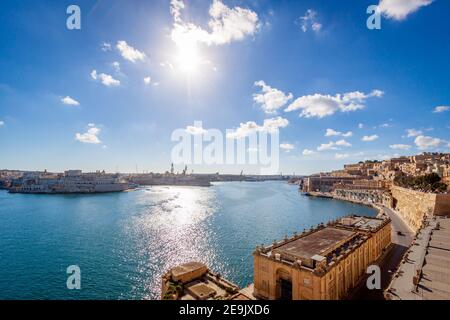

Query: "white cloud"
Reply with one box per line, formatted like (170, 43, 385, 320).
(101, 42, 112, 51)
(227, 117, 289, 139)
(406, 128, 423, 137)
(160, 61, 174, 70)
(75, 124, 102, 144)
(317, 142, 338, 152)
(285, 90, 383, 118)
(171, 0, 185, 23)
(116, 40, 146, 63)
(358, 123, 364, 129)
(377, 154, 397, 161)
(362, 135, 379, 142)
(298, 9, 322, 33)
(325, 129, 340, 137)
(335, 153, 350, 160)
(0, 120, 4, 127)
(335, 139, 352, 147)
(433, 106, 450, 113)
(61, 96, 80, 106)
(90, 70, 120, 87)
(390, 144, 412, 150)
(170, 0, 259, 49)
(112, 61, 120, 72)
(312, 22, 322, 32)
(99, 74, 120, 87)
(325, 128, 353, 137)
(253, 81, 293, 114)
(144, 77, 152, 85)
(378, 0, 433, 21)
(414, 135, 443, 150)
(302, 149, 316, 156)
(280, 143, 294, 151)
(316, 139, 351, 151)
(186, 124, 207, 135)
(261, 117, 289, 131)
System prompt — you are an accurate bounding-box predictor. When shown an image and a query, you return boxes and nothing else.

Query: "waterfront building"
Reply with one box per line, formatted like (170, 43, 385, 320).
(8, 170, 130, 194)
(334, 187, 393, 208)
(333, 180, 393, 207)
(253, 216, 391, 300)
(302, 176, 362, 193)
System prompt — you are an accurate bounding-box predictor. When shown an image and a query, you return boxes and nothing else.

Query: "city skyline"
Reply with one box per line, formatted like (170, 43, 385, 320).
(1, 0, 450, 175)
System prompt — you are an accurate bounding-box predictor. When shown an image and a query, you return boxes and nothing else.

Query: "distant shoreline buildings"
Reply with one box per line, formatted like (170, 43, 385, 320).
(5, 170, 131, 194)
(0, 164, 292, 194)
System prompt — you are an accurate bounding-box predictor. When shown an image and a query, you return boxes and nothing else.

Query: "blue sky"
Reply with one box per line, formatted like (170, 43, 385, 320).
(0, 0, 449, 174)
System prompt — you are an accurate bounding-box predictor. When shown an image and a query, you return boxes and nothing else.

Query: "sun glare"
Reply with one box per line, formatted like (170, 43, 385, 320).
(175, 41, 202, 74)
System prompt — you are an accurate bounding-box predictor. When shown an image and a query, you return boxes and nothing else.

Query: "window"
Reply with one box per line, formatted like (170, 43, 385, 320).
(261, 280, 269, 291)
(303, 278, 311, 287)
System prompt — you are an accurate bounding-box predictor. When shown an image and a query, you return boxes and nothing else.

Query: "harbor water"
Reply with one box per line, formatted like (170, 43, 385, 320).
(0, 181, 376, 299)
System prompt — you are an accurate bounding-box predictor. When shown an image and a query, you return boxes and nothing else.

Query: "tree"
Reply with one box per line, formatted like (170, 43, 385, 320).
(394, 173, 447, 193)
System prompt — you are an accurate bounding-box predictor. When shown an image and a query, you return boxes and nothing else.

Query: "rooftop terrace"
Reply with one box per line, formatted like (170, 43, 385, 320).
(338, 216, 386, 232)
(273, 227, 356, 262)
(256, 215, 390, 272)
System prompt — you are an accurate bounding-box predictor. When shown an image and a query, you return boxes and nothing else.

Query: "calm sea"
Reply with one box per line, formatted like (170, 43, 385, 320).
(0, 181, 376, 300)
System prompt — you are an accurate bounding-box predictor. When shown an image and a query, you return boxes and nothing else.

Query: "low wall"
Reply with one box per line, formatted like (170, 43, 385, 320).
(391, 186, 450, 231)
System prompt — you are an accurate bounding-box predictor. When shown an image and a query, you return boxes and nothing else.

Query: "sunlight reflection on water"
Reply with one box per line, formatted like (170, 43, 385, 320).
(125, 186, 222, 299)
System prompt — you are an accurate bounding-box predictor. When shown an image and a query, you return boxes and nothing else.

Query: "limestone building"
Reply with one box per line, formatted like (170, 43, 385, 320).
(161, 262, 254, 300)
(253, 216, 391, 300)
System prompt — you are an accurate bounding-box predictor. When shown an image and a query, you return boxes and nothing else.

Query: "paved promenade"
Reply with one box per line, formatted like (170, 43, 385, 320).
(352, 206, 414, 300)
(386, 217, 450, 300)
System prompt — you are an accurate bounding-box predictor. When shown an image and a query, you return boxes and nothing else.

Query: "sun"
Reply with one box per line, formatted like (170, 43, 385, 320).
(175, 41, 202, 74)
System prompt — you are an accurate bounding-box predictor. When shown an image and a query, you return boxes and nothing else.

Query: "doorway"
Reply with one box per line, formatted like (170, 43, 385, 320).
(279, 278, 292, 300)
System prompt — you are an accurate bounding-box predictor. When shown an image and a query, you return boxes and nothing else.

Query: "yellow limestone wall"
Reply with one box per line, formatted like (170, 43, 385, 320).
(391, 186, 450, 231)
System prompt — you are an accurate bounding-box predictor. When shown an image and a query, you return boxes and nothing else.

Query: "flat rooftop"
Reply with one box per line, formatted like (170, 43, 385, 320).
(338, 216, 385, 232)
(170, 262, 207, 283)
(163, 262, 244, 300)
(273, 227, 356, 260)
